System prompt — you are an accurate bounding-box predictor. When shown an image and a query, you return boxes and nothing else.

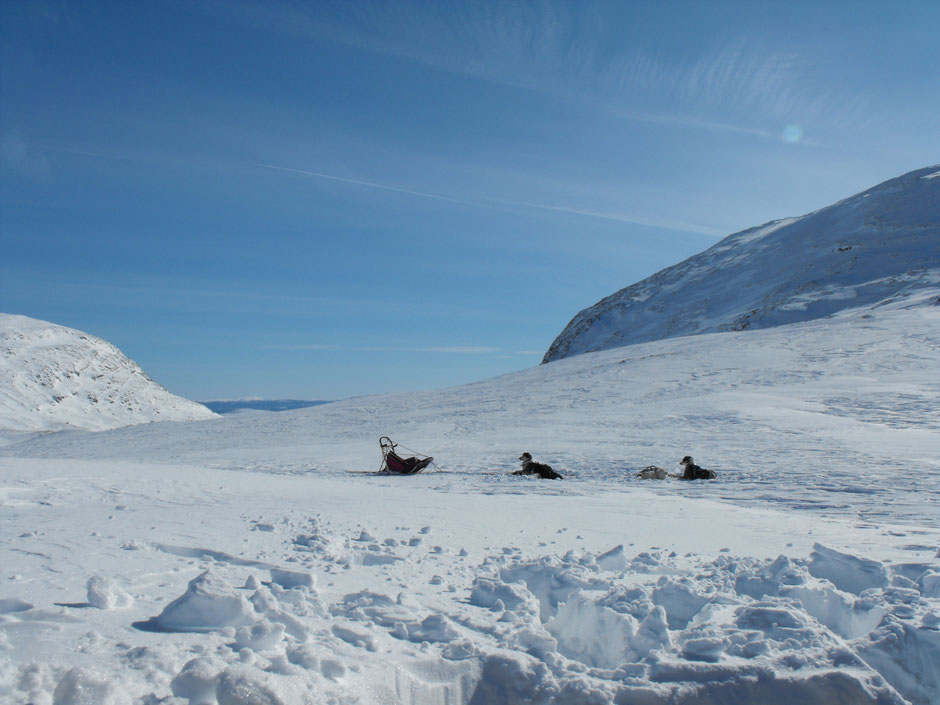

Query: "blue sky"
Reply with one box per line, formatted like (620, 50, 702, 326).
(2, 0, 938, 400)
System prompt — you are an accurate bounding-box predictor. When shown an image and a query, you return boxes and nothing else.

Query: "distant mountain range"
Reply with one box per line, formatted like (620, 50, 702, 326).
(544, 165, 940, 362)
(0, 313, 216, 431)
(200, 399, 331, 414)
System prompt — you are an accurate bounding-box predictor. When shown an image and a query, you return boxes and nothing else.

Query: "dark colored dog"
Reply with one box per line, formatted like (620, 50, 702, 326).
(679, 455, 717, 480)
(513, 452, 563, 479)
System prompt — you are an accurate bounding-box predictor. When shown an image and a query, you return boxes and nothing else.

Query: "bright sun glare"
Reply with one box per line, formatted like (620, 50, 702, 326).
(782, 124, 804, 143)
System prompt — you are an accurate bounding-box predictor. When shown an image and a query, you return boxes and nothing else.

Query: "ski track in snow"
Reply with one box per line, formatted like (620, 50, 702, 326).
(1, 306, 939, 704)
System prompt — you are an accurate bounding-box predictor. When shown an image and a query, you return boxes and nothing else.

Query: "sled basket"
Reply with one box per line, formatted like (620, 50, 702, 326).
(379, 436, 434, 475)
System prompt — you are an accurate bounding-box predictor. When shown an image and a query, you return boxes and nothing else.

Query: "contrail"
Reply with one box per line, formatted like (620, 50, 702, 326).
(514, 201, 726, 236)
(257, 163, 490, 209)
(258, 162, 723, 236)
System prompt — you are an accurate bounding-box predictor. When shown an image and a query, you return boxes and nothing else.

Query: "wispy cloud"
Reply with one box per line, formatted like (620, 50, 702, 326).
(1, 131, 50, 177)
(0, 274, 518, 325)
(514, 201, 725, 237)
(261, 343, 500, 354)
(259, 162, 723, 236)
(262, 343, 344, 351)
(196, 1, 860, 140)
(421, 346, 500, 354)
(257, 163, 497, 210)
(615, 109, 779, 141)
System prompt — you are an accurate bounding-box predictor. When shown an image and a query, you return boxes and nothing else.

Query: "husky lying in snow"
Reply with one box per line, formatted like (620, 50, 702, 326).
(636, 465, 669, 480)
(679, 455, 717, 480)
(513, 452, 563, 479)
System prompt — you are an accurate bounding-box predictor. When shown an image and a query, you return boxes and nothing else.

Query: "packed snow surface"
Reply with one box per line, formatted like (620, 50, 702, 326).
(0, 313, 216, 432)
(544, 165, 940, 362)
(1, 301, 938, 704)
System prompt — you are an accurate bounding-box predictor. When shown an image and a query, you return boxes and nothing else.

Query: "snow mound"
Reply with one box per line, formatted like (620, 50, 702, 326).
(0, 313, 216, 431)
(152, 570, 255, 632)
(52, 667, 130, 705)
(545, 165, 940, 362)
(86, 575, 133, 610)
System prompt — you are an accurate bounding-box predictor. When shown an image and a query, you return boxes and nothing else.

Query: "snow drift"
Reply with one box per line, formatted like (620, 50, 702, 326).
(544, 165, 940, 362)
(0, 313, 216, 431)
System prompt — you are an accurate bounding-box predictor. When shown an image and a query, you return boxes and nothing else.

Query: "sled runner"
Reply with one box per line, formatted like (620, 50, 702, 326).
(378, 436, 435, 475)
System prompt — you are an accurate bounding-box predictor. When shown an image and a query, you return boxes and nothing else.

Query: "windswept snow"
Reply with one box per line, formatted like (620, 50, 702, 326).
(1, 303, 939, 704)
(0, 313, 216, 432)
(544, 165, 940, 362)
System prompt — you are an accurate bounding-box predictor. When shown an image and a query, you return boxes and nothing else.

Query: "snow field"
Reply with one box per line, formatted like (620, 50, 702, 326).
(1, 303, 939, 703)
(9, 304, 938, 526)
(1, 457, 938, 705)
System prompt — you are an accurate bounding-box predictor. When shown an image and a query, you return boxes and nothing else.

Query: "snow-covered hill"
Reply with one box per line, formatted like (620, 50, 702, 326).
(2, 303, 938, 704)
(0, 313, 217, 431)
(544, 165, 940, 362)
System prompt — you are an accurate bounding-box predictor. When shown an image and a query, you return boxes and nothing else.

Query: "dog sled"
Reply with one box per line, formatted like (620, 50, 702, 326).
(378, 436, 435, 475)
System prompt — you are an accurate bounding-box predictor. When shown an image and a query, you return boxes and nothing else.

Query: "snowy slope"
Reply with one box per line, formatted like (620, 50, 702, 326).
(0, 313, 217, 431)
(2, 303, 938, 705)
(544, 165, 940, 362)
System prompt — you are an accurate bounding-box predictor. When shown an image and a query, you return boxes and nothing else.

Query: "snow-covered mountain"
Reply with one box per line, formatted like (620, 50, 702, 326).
(544, 165, 940, 362)
(0, 313, 217, 431)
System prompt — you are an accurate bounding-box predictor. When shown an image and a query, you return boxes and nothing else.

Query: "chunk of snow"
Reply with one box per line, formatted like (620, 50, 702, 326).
(234, 621, 286, 652)
(269, 568, 315, 590)
(596, 544, 628, 572)
(859, 618, 940, 705)
(922, 572, 940, 598)
(808, 543, 888, 595)
(171, 657, 222, 704)
(406, 613, 460, 643)
(681, 635, 729, 662)
(652, 578, 711, 630)
(215, 666, 301, 705)
(469, 578, 539, 616)
(153, 571, 254, 632)
(331, 623, 377, 651)
(547, 589, 638, 668)
(86, 575, 133, 610)
(52, 667, 129, 705)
